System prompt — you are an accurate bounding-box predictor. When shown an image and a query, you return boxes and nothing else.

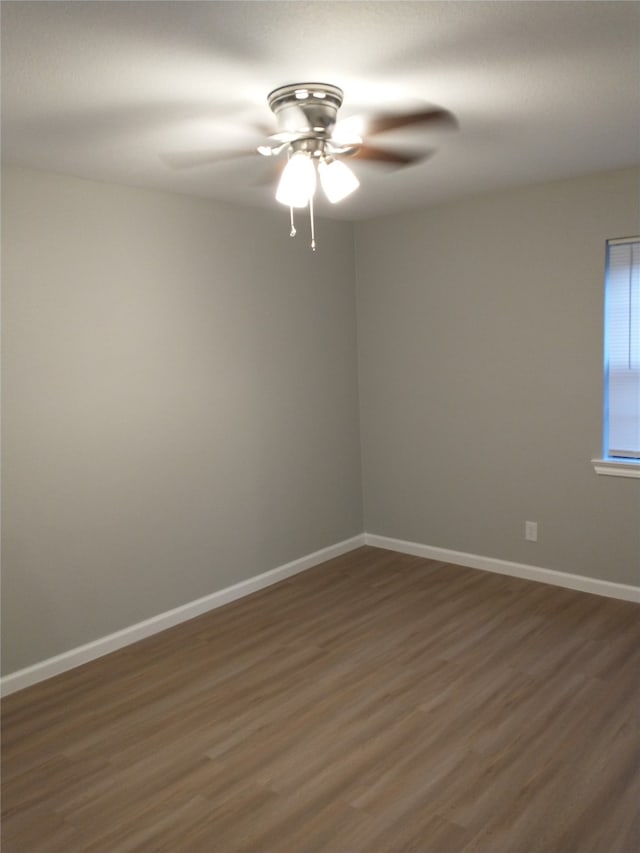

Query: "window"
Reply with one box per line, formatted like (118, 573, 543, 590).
(594, 237, 640, 477)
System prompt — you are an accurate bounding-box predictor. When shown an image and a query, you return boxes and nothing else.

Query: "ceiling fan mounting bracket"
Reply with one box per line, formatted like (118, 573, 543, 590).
(267, 83, 344, 136)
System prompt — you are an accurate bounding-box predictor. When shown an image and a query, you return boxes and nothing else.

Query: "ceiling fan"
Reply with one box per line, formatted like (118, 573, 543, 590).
(167, 82, 456, 249)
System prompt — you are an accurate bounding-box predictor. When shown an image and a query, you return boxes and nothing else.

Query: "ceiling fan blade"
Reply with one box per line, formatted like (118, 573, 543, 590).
(365, 107, 457, 136)
(251, 120, 279, 137)
(350, 145, 434, 167)
(161, 148, 259, 169)
(264, 130, 300, 143)
(254, 160, 287, 187)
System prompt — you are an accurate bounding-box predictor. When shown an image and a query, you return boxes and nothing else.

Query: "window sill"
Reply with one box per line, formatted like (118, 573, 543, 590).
(592, 459, 640, 479)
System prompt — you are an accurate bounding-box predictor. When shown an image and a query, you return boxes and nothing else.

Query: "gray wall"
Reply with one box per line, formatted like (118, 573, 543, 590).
(2, 167, 363, 673)
(4, 165, 639, 676)
(356, 168, 640, 586)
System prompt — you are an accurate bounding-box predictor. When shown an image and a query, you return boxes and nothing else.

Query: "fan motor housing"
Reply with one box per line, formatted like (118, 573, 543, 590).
(267, 83, 344, 135)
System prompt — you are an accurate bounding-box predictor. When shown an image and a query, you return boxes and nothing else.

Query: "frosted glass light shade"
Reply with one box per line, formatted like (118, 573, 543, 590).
(318, 158, 360, 203)
(275, 152, 316, 207)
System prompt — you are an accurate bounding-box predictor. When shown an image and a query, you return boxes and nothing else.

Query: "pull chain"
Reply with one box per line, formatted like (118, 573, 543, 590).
(286, 147, 297, 237)
(309, 193, 317, 252)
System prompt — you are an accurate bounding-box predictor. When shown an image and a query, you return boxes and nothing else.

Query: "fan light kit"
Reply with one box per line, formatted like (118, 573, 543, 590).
(259, 83, 361, 250)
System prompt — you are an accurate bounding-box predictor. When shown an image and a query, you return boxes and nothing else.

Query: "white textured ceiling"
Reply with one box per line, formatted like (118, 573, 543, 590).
(2, 1, 639, 221)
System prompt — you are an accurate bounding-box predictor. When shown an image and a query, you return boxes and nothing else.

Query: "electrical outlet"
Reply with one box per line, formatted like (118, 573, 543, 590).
(525, 521, 538, 542)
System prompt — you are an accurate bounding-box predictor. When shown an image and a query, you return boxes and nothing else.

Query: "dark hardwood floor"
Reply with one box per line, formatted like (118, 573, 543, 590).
(2, 546, 639, 852)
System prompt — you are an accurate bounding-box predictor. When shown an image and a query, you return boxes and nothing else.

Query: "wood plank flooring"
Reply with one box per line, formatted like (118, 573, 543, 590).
(2, 545, 639, 852)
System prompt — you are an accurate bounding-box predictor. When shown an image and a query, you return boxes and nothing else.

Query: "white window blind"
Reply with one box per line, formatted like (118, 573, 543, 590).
(604, 237, 640, 459)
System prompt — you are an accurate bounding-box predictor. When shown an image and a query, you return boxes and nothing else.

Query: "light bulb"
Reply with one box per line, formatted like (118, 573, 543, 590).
(275, 152, 316, 207)
(318, 158, 360, 204)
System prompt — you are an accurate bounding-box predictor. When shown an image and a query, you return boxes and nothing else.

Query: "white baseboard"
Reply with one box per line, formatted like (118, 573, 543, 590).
(364, 533, 640, 603)
(4, 531, 637, 697)
(0, 534, 366, 697)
